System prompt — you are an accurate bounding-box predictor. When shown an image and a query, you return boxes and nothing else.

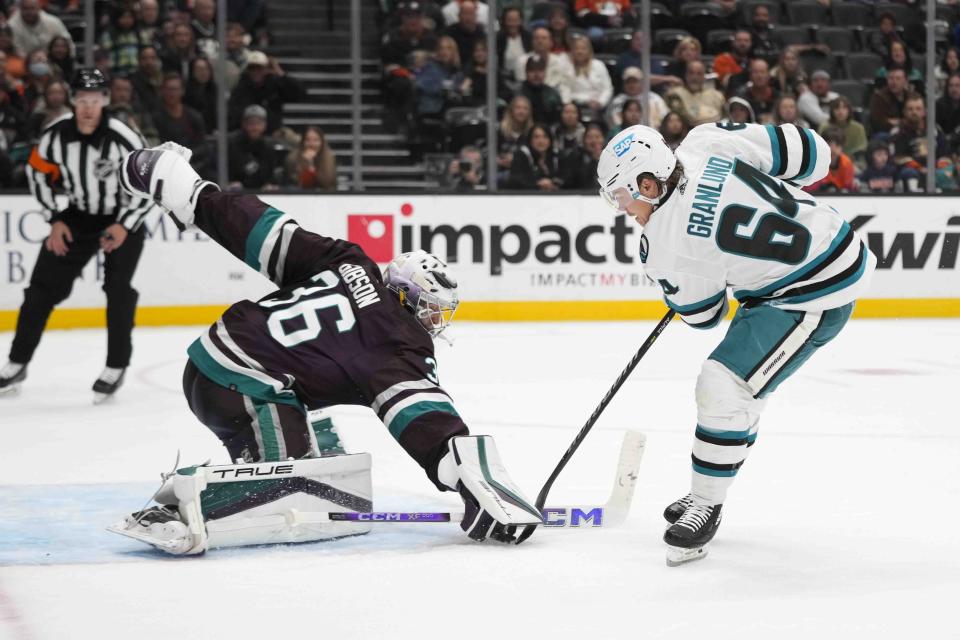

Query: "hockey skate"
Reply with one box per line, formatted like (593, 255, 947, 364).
(663, 493, 695, 524)
(93, 367, 126, 404)
(0, 362, 26, 396)
(109, 505, 194, 554)
(664, 502, 723, 567)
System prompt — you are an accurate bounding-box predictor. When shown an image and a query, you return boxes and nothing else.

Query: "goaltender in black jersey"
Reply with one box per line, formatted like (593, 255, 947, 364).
(116, 142, 542, 547)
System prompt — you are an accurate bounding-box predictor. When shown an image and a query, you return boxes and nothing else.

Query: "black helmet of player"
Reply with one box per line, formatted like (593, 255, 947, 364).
(383, 250, 459, 337)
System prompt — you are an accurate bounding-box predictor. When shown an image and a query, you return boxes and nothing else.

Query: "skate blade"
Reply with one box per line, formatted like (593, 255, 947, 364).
(666, 544, 709, 567)
(107, 520, 192, 554)
(0, 385, 21, 397)
(93, 392, 115, 405)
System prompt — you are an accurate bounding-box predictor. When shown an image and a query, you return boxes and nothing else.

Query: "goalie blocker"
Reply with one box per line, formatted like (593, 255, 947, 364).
(110, 435, 542, 554)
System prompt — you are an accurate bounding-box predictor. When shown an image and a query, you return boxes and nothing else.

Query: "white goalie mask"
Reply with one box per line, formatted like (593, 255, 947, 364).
(383, 250, 459, 337)
(597, 124, 677, 214)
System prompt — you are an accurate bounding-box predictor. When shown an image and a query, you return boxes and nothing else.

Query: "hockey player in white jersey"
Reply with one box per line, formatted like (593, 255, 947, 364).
(597, 122, 876, 565)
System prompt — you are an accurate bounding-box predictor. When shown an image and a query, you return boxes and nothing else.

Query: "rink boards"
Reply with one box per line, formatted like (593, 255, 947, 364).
(1, 194, 958, 329)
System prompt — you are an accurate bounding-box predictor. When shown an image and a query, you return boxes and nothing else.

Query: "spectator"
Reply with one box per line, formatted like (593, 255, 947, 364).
(153, 73, 206, 152)
(518, 54, 562, 126)
(936, 73, 960, 146)
(8, 0, 72, 60)
(191, 0, 218, 60)
(285, 126, 336, 191)
(616, 30, 681, 91)
(444, 0, 485, 69)
(497, 94, 533, 176)
(0, 52, 26, 144)
(747, 3, 781, 63)
(381, 2, 437, 132)
(47, 35, 73, 79)
(665, 59, 725, 128)
(724, 96, 755, 125)
(228, 50, 304, 134)
(227, 0, 267, 44)
(108, 74, 157, 143)
(608, 98, 642, 139)
(568, 36, 612, 118)
(547, 6, 571, 54)
(99, 6, 142, 77)
(21, 48, 52, 115)
(224, 22, 249, 91)
(665, 36, 701, 79)
(866, 12, 901, 58)
(446, 144, 485, 191)
(736, 58, 779, 124)
(0, 50, 25, 115)
(137, 0, 162, 47)
(805, 127, 855, 193)
(773, 95, 808, 128)
(714, 30, 751, 90)
(130, 45, 163, 117)
(659, 111, 687, 150)
(24, 77, 67, 141)
(414, 36, 463, 119)
(497, 7, 530, 85)
(162, 23, 197, 81)
(797, 70, 837, 128)
(0, 27, 25, 80)
(892, 93, 950, 183)
(442, 0, 490, 26)
(514, 26, 574, 102)
(770, 47, 807, 98)
(461, 36, 501, 107)
(184, 57, 217, 132)
(869, 66, 908, 135)
(875, 40, 923, 90)
(227, 104, 277, 190)
(819, 96, 867, 161)
(507, 123, 562, 190)
(575, 0, 632, 44)
(553, 102, 584, 154)
(859, 140, 902, 193)
(559, 121, 604, 189)
(608, 67, 668, 130)
(936, 48, 960, 97)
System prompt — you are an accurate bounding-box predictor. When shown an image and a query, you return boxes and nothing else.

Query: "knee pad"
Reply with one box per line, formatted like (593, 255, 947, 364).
(695, 360, 766, 429)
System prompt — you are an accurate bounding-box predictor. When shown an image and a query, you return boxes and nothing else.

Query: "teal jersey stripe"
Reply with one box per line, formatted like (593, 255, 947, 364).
(666, 290, 726, 315)
(735, 222, 852, 301)
(387, 400, 459, 440)
(187, 338, 303, 408)
(693, 462, 739, 478)
(765, 124, 782, 176)
(777, 245, 868, 305)
(696, 425, 752, 440)
(244, 207, 285, 272)
(796, 128, 818, 181)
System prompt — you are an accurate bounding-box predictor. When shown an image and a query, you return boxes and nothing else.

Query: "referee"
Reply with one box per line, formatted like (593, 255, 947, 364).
(0, 69, 154, 402)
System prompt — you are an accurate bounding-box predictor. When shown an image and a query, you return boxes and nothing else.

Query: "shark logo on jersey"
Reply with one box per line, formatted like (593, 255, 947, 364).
(639, 234, 649, 263)
(613, 134, 635, 157)
(657, 278, 679, 295)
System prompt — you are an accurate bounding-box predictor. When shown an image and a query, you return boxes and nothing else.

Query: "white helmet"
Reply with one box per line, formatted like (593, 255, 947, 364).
(384, 250, 459, 337)
(597, 124, 676, 213)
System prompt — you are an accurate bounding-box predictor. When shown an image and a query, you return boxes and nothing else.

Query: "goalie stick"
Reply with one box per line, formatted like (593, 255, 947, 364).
(515, 308, 676, 544)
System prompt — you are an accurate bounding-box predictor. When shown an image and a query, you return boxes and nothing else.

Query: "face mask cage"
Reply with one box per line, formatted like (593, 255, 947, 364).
(390, 284, 458, 338)
(599, 185, 636, 213)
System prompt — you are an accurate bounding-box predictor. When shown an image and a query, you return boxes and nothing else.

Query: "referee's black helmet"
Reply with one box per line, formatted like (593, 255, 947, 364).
(70, 68, 109, 94)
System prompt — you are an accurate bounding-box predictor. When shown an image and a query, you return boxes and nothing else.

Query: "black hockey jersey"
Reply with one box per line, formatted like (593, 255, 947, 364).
(185, 191, 468, 471)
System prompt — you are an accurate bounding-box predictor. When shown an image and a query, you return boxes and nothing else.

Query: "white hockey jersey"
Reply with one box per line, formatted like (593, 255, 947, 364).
(640, 122, 876, 328)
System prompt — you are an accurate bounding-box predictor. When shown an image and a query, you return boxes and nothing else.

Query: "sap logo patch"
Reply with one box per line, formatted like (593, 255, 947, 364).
(613, 133, 635, 157)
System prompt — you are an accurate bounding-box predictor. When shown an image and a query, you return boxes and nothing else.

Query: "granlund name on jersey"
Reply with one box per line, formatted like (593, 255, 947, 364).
(641, 122, 877, 329)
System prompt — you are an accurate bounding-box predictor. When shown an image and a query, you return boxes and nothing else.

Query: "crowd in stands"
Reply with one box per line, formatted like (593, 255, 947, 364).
(381, 0, 960, 193)
(0, 0, 338, 192)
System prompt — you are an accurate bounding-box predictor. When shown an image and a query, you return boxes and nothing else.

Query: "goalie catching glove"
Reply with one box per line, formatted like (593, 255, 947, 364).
(118, 141, 217, 230)
(439, 435, 543, 542)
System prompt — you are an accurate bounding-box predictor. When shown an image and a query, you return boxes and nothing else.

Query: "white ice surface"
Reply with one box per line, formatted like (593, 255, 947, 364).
(1, 319, 958, 640)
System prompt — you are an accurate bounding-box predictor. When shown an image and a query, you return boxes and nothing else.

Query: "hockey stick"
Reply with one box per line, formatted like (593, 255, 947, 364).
(514, 308, 676, 545)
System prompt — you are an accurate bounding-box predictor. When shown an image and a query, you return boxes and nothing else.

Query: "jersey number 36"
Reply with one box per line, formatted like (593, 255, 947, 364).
(260, 270, 356, 347)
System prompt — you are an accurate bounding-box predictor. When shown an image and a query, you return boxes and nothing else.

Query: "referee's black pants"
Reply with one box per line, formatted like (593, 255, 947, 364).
(9, 218, 145, 369)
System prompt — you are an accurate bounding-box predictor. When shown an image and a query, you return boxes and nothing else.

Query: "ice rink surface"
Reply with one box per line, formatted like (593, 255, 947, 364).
(1, 318, 958, 640)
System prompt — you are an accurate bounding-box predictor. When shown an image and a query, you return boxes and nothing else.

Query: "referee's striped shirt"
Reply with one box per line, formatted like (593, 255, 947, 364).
(27, 113, 155, 231)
